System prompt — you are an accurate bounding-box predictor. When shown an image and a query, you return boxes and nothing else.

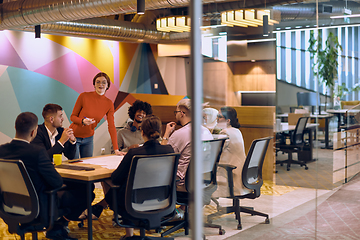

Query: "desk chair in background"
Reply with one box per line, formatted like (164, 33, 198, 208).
(0, 159, 64, 240)
(207, 137, 272, 230)
(161, 138, 228, 237)
(110, 153, 180, 240)
(276, 117, 309, 171)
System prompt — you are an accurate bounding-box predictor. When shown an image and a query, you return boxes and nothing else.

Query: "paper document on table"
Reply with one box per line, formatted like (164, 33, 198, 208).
(81, 155, 124, 169)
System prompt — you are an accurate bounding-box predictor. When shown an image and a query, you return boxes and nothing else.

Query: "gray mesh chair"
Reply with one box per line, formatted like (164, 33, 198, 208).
(276, 117, 309, 171)
(0, 159, 63, 240)
(161, 138, 228, 237)
(207, 137, 272, 230)
(111, 153, 180, 240)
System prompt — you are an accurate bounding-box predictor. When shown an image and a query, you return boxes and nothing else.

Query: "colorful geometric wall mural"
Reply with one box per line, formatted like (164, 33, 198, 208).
(120, 43, 168, 94)
(0, 30, 184, 156)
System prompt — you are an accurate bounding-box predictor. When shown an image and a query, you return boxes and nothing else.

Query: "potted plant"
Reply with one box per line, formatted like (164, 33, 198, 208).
(334, 83, 360, 108)
(335, 82, 349, 100)
(308, 31, 342, 110)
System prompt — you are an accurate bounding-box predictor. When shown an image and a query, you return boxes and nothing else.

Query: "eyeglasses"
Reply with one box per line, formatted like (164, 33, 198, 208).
(174, 110, 182, 116)
(95, 81, 107, 85)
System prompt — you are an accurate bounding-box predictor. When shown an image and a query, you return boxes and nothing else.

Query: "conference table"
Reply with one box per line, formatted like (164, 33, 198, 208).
(56, 155, 123, 240)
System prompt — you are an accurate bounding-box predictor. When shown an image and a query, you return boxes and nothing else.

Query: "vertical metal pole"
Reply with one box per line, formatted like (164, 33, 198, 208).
(190, 0, 203, 238)
(315, 2, 319, 238)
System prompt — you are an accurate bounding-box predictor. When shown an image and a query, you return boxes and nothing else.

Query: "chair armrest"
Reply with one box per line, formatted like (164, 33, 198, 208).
(105, 179, 120, 189)
(217, 163, 237, 171)
(44, 184, 67, 231)
(44, 184, 67, 195)
(216, 163, 235, 197)
(105, 179, 124, 227)
(107, 181, 139, 229)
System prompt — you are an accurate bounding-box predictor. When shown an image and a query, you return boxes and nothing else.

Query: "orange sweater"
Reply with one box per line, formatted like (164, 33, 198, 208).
(70, 91, 118, 151)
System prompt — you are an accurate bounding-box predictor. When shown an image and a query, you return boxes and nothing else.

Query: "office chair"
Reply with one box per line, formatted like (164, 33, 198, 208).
(0, 159, 65, 240)
(110, 153, 180, 240)
(161, 138, 228, 237)
(276, 117, 309, 171)
(207, 137, 272, 230)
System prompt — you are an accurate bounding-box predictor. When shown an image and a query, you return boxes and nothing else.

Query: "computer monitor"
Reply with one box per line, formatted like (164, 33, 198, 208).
(297, 92, 320, 113)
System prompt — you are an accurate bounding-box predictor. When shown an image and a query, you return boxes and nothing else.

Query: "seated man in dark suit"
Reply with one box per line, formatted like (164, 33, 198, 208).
(31, 103, 96, 222)
(0, 112, 85, 240)
(31, 103, 76, 161)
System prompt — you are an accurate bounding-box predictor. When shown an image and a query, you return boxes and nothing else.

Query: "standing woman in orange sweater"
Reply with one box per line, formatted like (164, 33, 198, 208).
(70, 72, 121, 158)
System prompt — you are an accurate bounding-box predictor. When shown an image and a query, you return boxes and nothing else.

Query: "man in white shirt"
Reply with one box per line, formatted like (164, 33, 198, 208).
(31, 103, 76, 161)
(161, 99, 213, 191)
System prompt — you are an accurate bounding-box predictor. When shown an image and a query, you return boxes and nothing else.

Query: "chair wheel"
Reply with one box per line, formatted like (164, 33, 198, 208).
(219, 229, 225, 235)
(78, 222, 84, 228)
(305, 166, 309, 170)
(280, 163, 283, 166)
(287, 168, 290, 171)
(237, 224, 242, 230)
(265, 218, 270, 224)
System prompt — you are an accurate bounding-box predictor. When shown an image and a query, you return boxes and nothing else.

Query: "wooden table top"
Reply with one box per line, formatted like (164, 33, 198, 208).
(276, 123, 318, 133)
(56, 155, 123, 182)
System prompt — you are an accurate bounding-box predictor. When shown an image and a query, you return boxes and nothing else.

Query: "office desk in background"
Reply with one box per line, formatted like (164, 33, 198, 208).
(311, 114, 333, 149)
(276, 123, 318, 162)
(56, 155, 123, 240)
(326, 109, 360, 132)
(276, 113, 334, 149)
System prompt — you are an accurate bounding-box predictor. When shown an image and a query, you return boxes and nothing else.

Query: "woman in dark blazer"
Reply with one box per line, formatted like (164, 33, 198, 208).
(105, 115, 174, 238)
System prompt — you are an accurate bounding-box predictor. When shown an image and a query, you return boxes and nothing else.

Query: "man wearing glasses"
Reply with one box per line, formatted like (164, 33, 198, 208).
(161, 99, 213, 192)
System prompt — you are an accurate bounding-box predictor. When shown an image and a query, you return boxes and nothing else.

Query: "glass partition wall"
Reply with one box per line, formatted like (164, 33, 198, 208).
(194, 0, 360, 239)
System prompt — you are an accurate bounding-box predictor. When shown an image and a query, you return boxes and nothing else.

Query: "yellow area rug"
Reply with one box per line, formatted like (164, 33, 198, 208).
(261, 180, 298, 196)
(0, 183, 297, 239)
(0, 188, 183, 240)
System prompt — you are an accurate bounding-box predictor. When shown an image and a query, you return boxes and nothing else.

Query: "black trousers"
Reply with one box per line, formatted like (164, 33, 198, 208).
(58, 181, 95, 220)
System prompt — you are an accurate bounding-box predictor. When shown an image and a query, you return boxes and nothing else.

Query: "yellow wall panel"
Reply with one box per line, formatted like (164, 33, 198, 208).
(131, 93, 185, 106)
(44, 35, 115, 82)
(119, 42, 139, 86)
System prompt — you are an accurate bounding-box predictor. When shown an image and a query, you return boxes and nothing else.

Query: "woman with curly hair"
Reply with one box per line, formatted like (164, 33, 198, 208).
(115, 99, 153, 155)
